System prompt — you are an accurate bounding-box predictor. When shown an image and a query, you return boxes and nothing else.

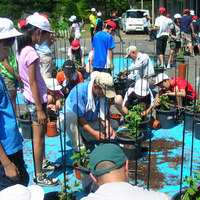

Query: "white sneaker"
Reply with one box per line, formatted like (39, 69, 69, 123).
(167, 64, 170, 69)
(161, 63, 166, 70)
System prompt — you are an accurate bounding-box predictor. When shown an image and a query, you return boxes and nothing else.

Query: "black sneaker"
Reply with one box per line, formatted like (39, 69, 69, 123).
(33, 173, 60, 187)
(42, 160, 62, 172)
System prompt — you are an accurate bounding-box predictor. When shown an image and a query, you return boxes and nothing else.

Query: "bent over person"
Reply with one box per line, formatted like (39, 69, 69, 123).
(59, 72, 118, 151)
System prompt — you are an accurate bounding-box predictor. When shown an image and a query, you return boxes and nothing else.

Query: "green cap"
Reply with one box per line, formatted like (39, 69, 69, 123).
(90, 143, 127, 176)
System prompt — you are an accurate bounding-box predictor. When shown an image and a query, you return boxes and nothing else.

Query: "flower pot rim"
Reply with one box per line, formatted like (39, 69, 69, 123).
(155, 107, 176, 113)
(116, 130, 144, 142)
(77, 156, 91, 173)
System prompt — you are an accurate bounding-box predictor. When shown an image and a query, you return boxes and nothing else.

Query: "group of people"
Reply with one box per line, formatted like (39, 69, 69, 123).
(144, 7, 199, 69)
(0, 6, 198, 200)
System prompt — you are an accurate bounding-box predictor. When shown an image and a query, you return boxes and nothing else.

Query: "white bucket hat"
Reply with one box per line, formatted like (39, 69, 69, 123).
(69, 15, 77, 22)
(26, 12, 56, 34)
(45, 78, 62, 91)
(143, 13, 147, 16)
(134, 78, 150, 97)
(190, 10, 195, 16)
(154, 73, 170, 86)
(91, 8, 96, 12)
(174, 13, 182, 19)
(0, 184, 44, 200)
(0, 18, 23, 40)
(97, 12, 102, 17)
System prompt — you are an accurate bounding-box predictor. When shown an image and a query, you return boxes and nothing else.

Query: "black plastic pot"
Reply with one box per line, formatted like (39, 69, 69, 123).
(77, 158, 99, 194)
(172, 190, 186, 200)
(149, 30, 157, 41)
(116, 130, 144, 161)
(114, 82, 126, 98)
(154, 68, 164, 76)
(125, 116, 150, 141)
(194, 117, 200, 140)
(18, 115, 32, 139)
(44, 191, 79, 200)
(155, 107, 176, 129)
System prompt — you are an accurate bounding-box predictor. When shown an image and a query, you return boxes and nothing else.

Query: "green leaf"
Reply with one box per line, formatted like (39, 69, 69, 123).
(187, 188, 196, 196)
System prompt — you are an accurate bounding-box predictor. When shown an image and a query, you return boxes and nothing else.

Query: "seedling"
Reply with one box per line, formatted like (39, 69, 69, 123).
(182, 171, 200, 200)
(58, 178, 83, 200)
(176, 51, 184, 59)
(125, 104, 143, 137)
(190, 100, 200, 114)
(159, 96, 170, 110)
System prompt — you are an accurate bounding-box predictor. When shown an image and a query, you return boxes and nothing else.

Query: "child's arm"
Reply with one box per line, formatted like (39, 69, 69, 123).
(0, 142, 20, 181)
(163, 89, 186, 97)
(29, 60, 46, 124)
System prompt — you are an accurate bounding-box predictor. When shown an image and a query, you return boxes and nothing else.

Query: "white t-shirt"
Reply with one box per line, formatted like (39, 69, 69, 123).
(67, 46, 84, 62)
(155, 16, 172, 38)
(81, 182, 170, 200)
(72, 23, 81, 38)
(142, 17, 149, 27)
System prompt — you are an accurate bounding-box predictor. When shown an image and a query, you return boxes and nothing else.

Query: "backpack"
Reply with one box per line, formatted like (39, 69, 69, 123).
(96, 18, 103, 32)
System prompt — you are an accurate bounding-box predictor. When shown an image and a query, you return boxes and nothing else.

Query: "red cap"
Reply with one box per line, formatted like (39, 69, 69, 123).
(159, 7, 166, 13)
(114, 11, 118, 15)
(71, 40, 80, 50)
(193, 15, 198, 20)
(40, 14, 48, 20)
(166, 14, 170, 18)
(184, 9, 190, 13)
(106, 21, 116, 30)
(19, 20, 26, 27)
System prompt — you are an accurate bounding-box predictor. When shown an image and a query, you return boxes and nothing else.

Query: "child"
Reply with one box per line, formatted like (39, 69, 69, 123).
(167, 13, 182, 69)
(192, 15, 199, 55)
(114, 79, 154, 116)
(45, 78, 63, 115)
(93, 12, 104, 33)
(0, 18, 29, 191)
(56, 60, 84, 98)
(68, 15, 81, 41)
(17, 13, 60, 186)
(154, 73, 197, 118)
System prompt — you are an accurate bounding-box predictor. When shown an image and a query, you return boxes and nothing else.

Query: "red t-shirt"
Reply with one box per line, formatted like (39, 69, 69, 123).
(56, 70, 84, 86)
(170, 77, 197, 100)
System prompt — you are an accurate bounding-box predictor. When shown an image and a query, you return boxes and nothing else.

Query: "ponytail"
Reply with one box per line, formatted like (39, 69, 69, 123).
(17, 24, 38, 54)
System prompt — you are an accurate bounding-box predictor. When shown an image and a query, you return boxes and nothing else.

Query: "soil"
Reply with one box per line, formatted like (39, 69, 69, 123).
(117, 131, 142, 140)
(128, 138, 184, 190)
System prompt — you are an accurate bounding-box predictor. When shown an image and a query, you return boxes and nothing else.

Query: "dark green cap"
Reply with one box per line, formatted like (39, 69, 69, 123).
(90, 143, 127, 176)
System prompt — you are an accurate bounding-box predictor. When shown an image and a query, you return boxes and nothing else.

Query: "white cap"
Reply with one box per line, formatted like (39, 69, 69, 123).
(135, 79, 150, 97)
(143, 13, 147, 16)
(97, 12, 102, 17)
(0, 18, 23, 40)
(69, 15, 77, 22)
(125, 46, 137, 59)
(190, 10, 195, 15)
(154, 73, 170, 86)
(91, 8, 96, 12)
(45, 78, 62, 91)
(174, 13, 182, 19)
(26, 12, 56, 34)
(0, 184, 44, 200)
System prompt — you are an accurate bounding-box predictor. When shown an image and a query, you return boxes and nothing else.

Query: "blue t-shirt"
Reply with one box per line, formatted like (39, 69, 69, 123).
(193, 21, 199, 34)
(181, 16, 192, 34)
(62, 82, 105, 122)
(92, 31, 115, 69)
(35, 40, 51, 55)
(0, 75, 23, 155)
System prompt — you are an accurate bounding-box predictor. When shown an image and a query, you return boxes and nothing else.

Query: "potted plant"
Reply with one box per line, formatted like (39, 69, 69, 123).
(70, 148, 91, 180)
(154, 62, 165, 76)
(77, 154, 99, 194)
(172, 171, 200, 200)
(155, 96, 176, 129)
(175, 51, 185, 64)
(18, 109, 32, 139)
(114, 73, 127, 98)
(44, 179, 82, 200)
(116, 105, 144, 161)
(52, 66, 62, 78)
(74, 60, 85, 77)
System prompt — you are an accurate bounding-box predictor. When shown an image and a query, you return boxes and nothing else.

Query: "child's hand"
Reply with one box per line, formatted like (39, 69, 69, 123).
(56, 100, 62, 109)
(37, 110, 47, 125)
(162, 93, 168, 96)
(141, 111, 146, 116)
(4, 161, 20, 181)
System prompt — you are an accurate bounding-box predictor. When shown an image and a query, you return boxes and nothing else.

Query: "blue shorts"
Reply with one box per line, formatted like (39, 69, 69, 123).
(24, 99, 47, 122)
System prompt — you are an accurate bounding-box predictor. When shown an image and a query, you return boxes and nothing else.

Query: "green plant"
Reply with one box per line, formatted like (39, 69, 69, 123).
(159, 96, 170, 110)
(125, 104, 143, 136)
(113, 73, 123, 82)
(74, 59, 82, 69)
(70, 148, 91, 167)
(182, 171, 200, 200)
(189, 100, 200, 114)
(52, 66, 62, 77)
(58, 178, 83, 200)
(23, 108, 30, 119)
(176, 51, 184, 59)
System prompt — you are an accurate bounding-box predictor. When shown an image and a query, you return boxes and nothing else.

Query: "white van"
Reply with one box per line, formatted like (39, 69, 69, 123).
(123, 9, 150, 33)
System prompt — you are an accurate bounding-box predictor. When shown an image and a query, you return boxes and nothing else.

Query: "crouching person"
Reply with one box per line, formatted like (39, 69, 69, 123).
(114, 79, 154, 117)
(59, 72, 119, 151)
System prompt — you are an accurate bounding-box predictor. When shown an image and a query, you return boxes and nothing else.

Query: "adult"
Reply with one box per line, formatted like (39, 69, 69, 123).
(142, 13, 150, 41)
(68, 40, 85, 69)
(167, 13, 182, 69)
(149, 7, 172, 68)
(192, 15, 199, 55)
(119, 46, 155, 89)
(89, 8, 97, 43)
(35, 14, 56, 80)
(92, 21, 116, 74)
(68, 15, 81, 41)
(180, 9, 195, 57)
(59, 72, 118, 151)
(94, 12, 104, 33)
(81, 143, 170, 200)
